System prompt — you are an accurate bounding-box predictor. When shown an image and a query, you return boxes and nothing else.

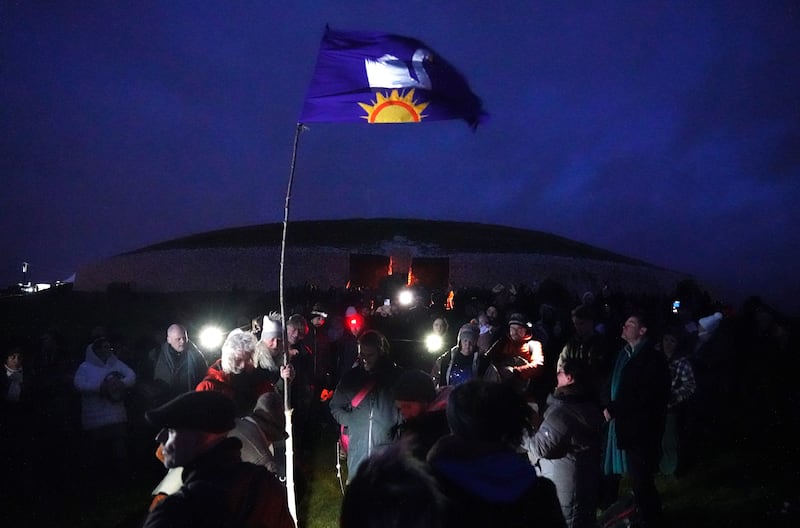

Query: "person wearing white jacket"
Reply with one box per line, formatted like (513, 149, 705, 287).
(73, 336, 136, 476)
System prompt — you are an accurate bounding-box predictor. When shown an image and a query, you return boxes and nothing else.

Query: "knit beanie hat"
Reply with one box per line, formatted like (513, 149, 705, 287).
(457, 323, 479, 345)
(698, 312, 723, 335)
(261, 311, 283, 340)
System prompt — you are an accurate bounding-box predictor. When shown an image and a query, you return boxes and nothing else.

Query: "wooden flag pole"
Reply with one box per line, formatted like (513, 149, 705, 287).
(279, 122, 305, 527)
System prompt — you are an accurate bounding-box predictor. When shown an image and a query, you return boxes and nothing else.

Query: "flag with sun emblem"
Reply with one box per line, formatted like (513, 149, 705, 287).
(299, 27, 487, 128)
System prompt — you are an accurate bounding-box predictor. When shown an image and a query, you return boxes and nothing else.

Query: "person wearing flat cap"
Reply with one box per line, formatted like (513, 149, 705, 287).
(142, 391, 293, 528)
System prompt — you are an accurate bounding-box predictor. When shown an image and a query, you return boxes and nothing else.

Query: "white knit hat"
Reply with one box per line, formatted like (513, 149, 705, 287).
(261, 311, 283, 340)
(698, 312, 723, 335)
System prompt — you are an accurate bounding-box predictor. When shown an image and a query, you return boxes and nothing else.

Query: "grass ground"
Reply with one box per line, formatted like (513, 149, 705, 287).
(298, 424, 346, 528)
(293, 412, 799, 527)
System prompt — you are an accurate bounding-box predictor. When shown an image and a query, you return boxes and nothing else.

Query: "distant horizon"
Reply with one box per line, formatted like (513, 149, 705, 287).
(4, 215, 795, 316)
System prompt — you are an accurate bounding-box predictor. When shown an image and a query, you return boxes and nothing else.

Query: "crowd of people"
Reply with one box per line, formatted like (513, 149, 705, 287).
(0, 283, 795, 527)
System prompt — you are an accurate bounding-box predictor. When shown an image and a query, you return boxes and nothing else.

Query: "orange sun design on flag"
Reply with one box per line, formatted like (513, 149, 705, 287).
(358, 89, 429, 123)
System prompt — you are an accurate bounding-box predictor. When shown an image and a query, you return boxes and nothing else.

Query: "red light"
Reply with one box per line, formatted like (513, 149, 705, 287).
(349, 318, 358, 326)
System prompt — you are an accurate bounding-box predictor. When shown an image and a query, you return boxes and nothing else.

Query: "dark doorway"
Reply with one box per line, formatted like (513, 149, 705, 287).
(349, 254, 390, 289)
(410, 257, 450, 289)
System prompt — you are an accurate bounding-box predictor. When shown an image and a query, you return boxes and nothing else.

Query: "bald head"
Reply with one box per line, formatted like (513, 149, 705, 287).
(167, 324, 188, 353)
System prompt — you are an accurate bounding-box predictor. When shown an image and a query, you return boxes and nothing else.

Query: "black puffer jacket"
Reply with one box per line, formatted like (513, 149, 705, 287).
(428, 434, 566, 528)
(525, 384, 603, 528)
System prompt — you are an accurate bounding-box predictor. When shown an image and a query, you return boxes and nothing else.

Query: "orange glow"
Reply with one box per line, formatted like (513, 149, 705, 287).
(407, 267, 413, 286)
(446, 290, 455, 310)
(388, 256, 393, 275)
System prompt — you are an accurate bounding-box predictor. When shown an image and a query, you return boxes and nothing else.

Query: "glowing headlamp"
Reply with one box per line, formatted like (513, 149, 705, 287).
(198, 325, 225, 350)
(425, 333, 444, 354)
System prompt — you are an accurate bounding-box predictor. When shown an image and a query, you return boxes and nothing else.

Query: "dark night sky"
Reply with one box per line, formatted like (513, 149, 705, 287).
(2, 2, 799, 314)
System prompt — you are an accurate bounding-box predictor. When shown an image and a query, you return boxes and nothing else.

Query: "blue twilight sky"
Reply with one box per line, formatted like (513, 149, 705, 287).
(1, 2, 799, 314)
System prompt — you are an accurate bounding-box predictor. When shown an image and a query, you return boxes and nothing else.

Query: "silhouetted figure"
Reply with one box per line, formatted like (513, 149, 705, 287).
(341, 445, 447, 528)
(428, 380, 566, 528)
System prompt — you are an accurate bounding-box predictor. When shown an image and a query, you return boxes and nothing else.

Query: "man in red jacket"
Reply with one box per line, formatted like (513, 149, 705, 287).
(486, 313, 545, 399)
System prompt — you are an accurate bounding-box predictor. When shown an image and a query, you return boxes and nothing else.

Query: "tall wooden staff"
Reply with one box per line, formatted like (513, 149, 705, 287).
(278, 123, 304, 526)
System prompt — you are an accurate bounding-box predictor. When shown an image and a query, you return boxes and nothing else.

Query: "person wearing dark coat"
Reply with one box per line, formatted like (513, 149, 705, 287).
(427, 380, 566, 528)
(341, 445, 447, 528)
(602, 313, 670, 527)
(143, 391, 293, 528)
(329, 330, 402, 481)
(557, 304, 617, 404)
(525, 357, 603, 528)
(308, 305, 334, 394)
(143, 324, 208, 403)
(392, 369, 451, 460)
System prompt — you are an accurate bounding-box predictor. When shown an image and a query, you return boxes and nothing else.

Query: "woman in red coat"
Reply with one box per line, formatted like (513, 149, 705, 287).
(196, 329, 273, 416)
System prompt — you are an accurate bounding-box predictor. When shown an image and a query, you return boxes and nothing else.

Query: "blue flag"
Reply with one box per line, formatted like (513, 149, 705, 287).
(299, 27, 487, 128)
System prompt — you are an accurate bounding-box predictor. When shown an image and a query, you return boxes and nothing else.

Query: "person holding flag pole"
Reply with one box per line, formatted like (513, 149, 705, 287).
(276, 26, 487, 521)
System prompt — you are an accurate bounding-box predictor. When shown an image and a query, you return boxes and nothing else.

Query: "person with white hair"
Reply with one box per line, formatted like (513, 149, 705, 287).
(254, 312, 294, 388)
(196, 329, 273, 415)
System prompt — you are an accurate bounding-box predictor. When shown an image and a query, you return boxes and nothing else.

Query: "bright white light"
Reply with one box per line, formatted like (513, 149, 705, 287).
(425, 333, 443, 354)
(198, 325, 225, 350)
(398, 289, 414, 306)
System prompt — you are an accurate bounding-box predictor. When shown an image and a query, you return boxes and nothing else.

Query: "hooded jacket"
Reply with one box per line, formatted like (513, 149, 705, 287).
(73, 344, 136, 430)
(229, 394, 288, 478)
(428, 434, 566, 528)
